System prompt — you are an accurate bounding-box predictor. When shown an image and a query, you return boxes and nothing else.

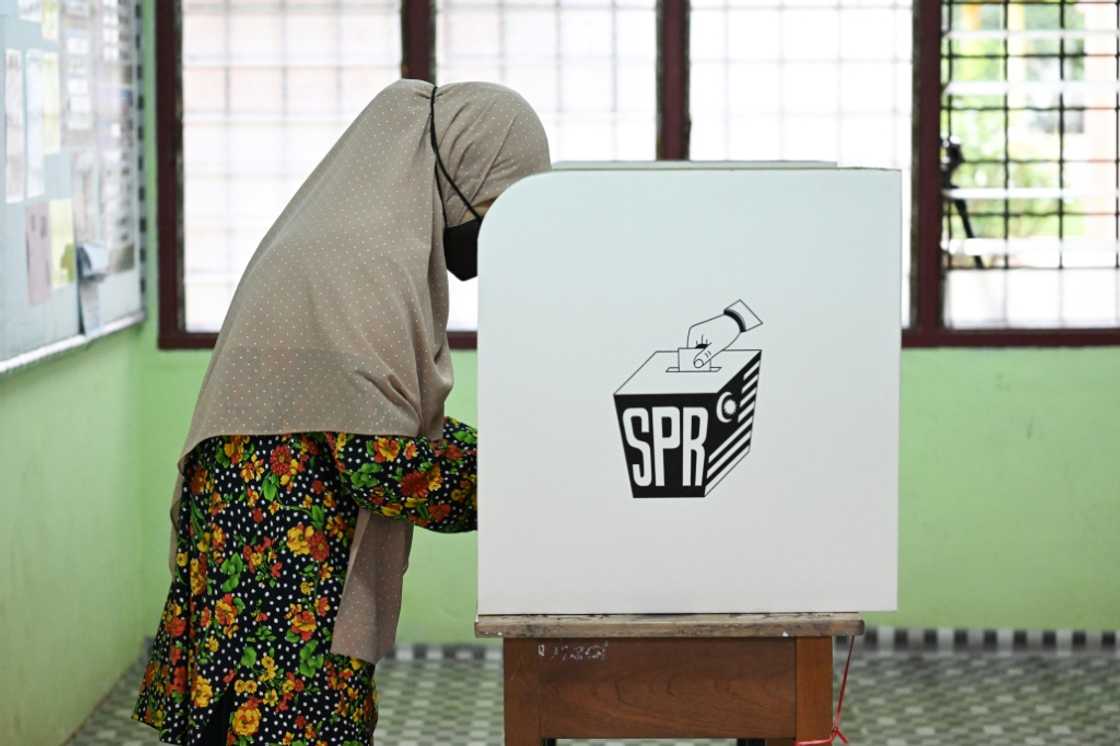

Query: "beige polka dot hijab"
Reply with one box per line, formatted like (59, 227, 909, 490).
(167, 78, 550, 663)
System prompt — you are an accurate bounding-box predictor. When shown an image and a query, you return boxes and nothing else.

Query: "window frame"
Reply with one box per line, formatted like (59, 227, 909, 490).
(907, 0, 1120, 347)
(157, 0, 1120, 350)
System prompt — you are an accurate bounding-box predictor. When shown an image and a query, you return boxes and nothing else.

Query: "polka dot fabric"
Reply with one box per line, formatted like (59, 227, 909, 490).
(133, 419, 479, 745)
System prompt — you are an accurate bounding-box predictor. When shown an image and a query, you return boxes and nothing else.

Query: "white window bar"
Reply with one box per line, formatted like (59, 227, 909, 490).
(944, 187, 1120, 200)
(944, 29, 1120, 41)
(945, 80, 1120, 96)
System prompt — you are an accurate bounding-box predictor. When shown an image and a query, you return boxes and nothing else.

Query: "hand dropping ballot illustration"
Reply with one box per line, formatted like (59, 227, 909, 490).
(614, 299, 763, 498)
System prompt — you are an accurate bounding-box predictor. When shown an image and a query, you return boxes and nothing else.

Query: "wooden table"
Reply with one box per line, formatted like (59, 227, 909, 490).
(475, 613, 864, 746)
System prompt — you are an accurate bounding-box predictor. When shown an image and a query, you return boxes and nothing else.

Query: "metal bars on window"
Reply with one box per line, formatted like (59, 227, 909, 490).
(688, 0, 914, 326)
(163, 0, 659, 344)
(941, 0, 1120, 329)
(159, 1, 1120, 349)
(434, 1, 658, 162)
(177, 0, 401, 333)
(432, 0, 658, 336)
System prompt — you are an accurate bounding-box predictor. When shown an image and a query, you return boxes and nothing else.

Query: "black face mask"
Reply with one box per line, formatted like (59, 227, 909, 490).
(430, 84, 483, 282)
(442, 217, 480, 281)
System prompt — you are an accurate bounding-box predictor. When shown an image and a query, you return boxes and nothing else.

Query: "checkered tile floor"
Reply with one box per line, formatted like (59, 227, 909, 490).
(66, 644, 1119, 745)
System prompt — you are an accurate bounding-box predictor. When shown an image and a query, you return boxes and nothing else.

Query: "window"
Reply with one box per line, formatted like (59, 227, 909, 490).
(435, 0, 657, 332)
(940, 0, 1120, 330)
(159, 0, 1120, 349)
(689, 0, 913, 325)
(177, 0, 401, 333)
(436, 0, 657, 161)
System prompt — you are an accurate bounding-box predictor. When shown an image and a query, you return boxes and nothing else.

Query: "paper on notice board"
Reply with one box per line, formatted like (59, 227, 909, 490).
(26, 202, 51, 304)
(25, 50, 45, 197)
(19, 0, 42, 24)
(62, 0, 91, 17)
(70, 150, 96, 244)
(42, 0, 60, 40)
(48, 198, 76, 287)
(5, 50, 26, 203)
(62, 28, 92, 140)
(42, 51, 61, 153)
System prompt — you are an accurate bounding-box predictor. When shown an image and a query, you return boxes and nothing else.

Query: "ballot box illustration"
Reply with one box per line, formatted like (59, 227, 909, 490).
(614, 348, 762, 498)
(613, 297, 764, 498)
(476, 163, 901, 616)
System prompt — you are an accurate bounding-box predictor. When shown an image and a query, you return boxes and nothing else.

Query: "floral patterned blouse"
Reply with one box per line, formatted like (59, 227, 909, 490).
(132, 417, 478, 745)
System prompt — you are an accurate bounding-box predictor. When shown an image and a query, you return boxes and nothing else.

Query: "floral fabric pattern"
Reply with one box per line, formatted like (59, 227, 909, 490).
(326, 418, 477, 533)
(132, 419, 478, 745)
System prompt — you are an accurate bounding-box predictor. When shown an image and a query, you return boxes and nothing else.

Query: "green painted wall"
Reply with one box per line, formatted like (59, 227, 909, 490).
(883, 347, 1120, 630)
(0, 329, 146, 745)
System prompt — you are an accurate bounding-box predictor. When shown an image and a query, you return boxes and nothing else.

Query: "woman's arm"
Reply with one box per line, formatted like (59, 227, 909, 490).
(326, 417, 477, 533)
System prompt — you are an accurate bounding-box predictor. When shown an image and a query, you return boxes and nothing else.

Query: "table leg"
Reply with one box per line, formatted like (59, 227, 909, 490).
(793, 637, 833, 744)
(504, 640, 544, 745)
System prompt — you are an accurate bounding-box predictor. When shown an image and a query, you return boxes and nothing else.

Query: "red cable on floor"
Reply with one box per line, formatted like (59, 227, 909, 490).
(794, 634, 856, 746)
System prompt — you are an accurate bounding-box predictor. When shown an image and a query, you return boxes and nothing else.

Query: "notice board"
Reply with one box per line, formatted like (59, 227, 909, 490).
(0, 0, 143, 371)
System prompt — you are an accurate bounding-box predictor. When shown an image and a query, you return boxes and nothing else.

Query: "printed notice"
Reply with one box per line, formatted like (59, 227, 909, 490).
(42, 52, 61, 153)
(26, 202, 51, 304)
(49, 198, 76, 287)
(70, 150, 96, 244)
(62, 28, 93, 141)
(43, 0, 61, 40)
(6, 50, 26, 203)
(19, 0, 42, 24)
(25, 50, 45, 197)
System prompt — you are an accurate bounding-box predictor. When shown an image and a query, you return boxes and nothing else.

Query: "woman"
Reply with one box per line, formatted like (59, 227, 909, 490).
(132, 78, 550, 745)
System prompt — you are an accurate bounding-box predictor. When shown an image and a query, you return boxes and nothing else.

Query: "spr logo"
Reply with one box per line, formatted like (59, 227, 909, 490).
(613, 300, 762, 498)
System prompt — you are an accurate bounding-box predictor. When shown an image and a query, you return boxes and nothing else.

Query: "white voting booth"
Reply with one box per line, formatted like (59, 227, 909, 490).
(476, 162, 900, 616)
